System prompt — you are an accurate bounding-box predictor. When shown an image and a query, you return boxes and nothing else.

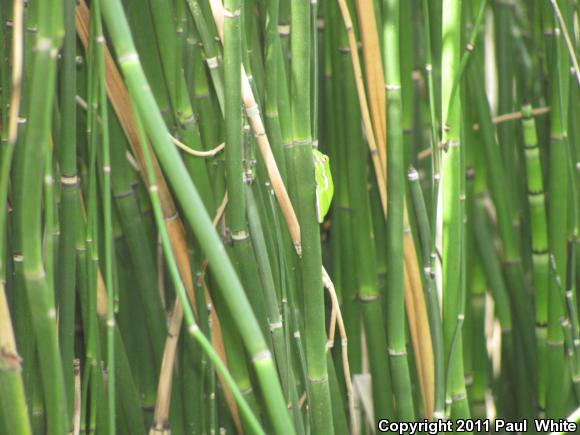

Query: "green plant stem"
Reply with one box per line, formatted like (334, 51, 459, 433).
(408, 167, 444, 418)
(287, 0, 334, 434)
(332, 0, 393, 421)
(546, 1, 570, 416)
(494, 1, 519, 214)
(383, 0, 415, 420)
(440, 0, 470, 420)
(420, 0, 439, 182)
(521, 103, 550, 412)
(245, 184, 292, 396)
(223, 0, 244, 237)
(99, 1, 294, 432)
(18, 0, 68, 432)
(223, 0, 271, 346)
(286, 1, 334, 432)
(148, 0, 216, 213)
(134, 100, 265, 435)
(468, 55, 537, 405)
(185, 0, 225, 114)
(93, 0, 116, 431)
(56, 2, 80, 426)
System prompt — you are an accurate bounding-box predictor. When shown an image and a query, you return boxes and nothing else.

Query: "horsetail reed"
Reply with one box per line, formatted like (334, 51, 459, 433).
(1, 0, 580, 433)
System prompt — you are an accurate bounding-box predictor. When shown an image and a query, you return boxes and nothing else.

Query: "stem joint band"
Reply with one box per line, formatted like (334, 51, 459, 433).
(387, 347, 407, 357)
(223, 8, 241, 19)
(252, 350, 272, 363)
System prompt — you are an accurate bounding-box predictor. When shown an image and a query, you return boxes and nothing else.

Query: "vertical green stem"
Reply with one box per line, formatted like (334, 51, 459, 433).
(440, 0, 470, 420)
(546, 1, 570, 417)
(93, 0, 116, 430)
(383, 0, 415, 420)
(288, 1, 333, 432)
(19, 0, 68, 432)
(521, 103, 550, 412)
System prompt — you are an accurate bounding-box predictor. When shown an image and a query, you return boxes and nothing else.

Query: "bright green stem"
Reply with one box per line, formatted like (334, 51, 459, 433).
(440, 0, 470, 420)
(521, 103, 550, 411)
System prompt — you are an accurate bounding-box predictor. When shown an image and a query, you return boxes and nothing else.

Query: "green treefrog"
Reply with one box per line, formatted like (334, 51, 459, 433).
(313, 149, 334, 223)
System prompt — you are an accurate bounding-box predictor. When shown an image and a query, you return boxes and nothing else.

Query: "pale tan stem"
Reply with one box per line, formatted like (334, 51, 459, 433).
(336, 0, 434, 418)
(325, 299, 337, 353)
(336, 0, 387, 214)
(72, 359, 81, 435)
(150, 192, 228, 432)
(149, 300, 183, 434)
(0, 282, 23, 376)
(332, 3, 436, 419)
(170, 136, 225, 158)
(298, 392, 307, 409)
(403, 209, 434, 418)
(157, 240, 166, 311)
(354, 0, 386, 159)
(7, 0, 24, 146)
(549, 0, 580, 89)
(322, 267, 357, 435)
(241, 71, 302, 252)
(213, 192, 229, 227)
(334, 1, 433, 424)
(492, 106, 551, 124)
(418, 106, 552, 160)
(208, 0, 225, 42)
(199, 193, 228, 275)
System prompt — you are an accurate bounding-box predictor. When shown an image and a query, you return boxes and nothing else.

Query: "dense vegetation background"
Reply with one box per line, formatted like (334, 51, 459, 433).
(0, 0, 579, 434)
